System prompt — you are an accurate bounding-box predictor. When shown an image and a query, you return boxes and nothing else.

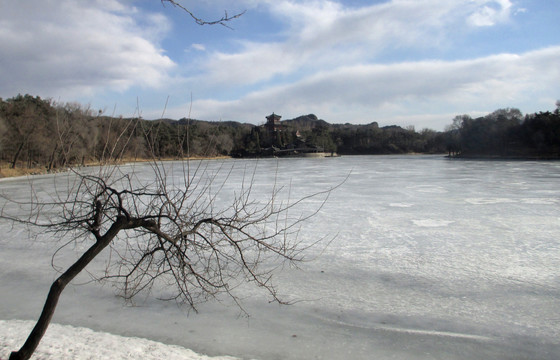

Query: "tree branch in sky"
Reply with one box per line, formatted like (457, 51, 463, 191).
(160, 0, 245, 28)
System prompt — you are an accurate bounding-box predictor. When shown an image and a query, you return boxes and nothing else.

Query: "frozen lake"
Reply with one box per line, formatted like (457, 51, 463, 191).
(1, 155, 559, 359)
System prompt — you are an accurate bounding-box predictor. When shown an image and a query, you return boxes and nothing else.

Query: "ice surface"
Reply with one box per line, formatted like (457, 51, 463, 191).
(1, 155, 560, 359)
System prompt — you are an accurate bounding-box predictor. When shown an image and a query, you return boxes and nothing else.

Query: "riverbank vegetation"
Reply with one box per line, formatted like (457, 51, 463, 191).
(1, 94, 559, 177)
(445, 105, 560, 159)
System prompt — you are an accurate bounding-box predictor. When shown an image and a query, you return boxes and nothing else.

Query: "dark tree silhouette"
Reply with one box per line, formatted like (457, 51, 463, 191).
(2, 151, 337, 359)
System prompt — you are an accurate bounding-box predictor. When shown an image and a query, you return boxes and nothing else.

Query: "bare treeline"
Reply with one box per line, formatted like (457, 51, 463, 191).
(0, 94, 250, 171)
(2, 94, 559, 170)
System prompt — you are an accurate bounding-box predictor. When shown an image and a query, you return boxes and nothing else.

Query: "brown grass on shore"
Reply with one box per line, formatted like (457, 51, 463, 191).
(0, 156, 231, 179)
(0, 166, 45, 178)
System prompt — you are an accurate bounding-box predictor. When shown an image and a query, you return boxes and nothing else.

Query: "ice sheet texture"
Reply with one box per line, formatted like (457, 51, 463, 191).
(1, 155, 559, 359)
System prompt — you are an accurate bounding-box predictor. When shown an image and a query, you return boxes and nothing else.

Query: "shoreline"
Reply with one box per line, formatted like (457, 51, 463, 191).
(4, 152, 558, 180)
(0, 156, 232, 179)
(447, 154, 560, 161)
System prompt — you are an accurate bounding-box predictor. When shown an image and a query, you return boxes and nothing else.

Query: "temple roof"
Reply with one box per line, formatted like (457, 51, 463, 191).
(266, 113, 282, 121)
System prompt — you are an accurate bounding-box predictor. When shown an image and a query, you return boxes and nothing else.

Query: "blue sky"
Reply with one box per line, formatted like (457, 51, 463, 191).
(1, 0, 559, 130)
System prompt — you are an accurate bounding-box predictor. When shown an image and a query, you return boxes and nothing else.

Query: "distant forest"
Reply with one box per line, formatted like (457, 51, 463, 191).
(1, 94, 559, 171)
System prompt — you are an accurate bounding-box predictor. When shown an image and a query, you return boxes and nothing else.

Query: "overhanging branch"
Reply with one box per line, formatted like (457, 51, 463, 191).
(160, 0, 245, 28)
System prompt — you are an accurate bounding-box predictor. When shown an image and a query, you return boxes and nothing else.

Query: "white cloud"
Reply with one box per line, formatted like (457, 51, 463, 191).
(191, 43, 206, 51)
(194, 0, 514, 88)
(0, 0, 175, 99)
(4, 0, 553, 132)
(180, 46, 560, 130)
(165, 0, 549, 130)
(467, 0, 513, 27)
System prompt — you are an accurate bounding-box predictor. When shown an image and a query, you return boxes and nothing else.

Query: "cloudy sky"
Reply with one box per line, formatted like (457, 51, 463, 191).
(1, 0, 559, 129)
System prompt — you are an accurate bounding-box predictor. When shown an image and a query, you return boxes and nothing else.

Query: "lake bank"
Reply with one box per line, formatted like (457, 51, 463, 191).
(0, 156, 232, 179)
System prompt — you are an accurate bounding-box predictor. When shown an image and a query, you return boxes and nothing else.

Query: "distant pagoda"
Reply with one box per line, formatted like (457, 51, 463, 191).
(265, 113, 282, 133)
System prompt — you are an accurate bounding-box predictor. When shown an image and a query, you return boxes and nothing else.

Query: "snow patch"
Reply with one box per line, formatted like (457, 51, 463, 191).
(0, 320, 241, 360)
(412, 219, 454, 227)
(406, 185, 448, 194)
(465, 198, 516, 205)
(520, 198, 558, 205)
(389, 203, 414, 208)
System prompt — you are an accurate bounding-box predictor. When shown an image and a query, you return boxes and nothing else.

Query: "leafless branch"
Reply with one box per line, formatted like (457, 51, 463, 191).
(3, 148, 342, 359)
(160, 0, 245, 29)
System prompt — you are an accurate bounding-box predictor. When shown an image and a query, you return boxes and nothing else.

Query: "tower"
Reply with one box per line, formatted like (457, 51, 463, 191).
(265, 113, 282, 133)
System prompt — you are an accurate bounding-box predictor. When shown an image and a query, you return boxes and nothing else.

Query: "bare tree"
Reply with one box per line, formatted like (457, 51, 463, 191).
(0, 95, 54, 169)
(0, 115, 6, 152)
(2, 140, 337, 360)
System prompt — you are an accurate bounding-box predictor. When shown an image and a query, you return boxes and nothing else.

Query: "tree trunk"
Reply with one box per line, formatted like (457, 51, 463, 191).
(10, 142, 25, 169)
(9, 221, 125, 360)
(47, 143, 59, 172)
